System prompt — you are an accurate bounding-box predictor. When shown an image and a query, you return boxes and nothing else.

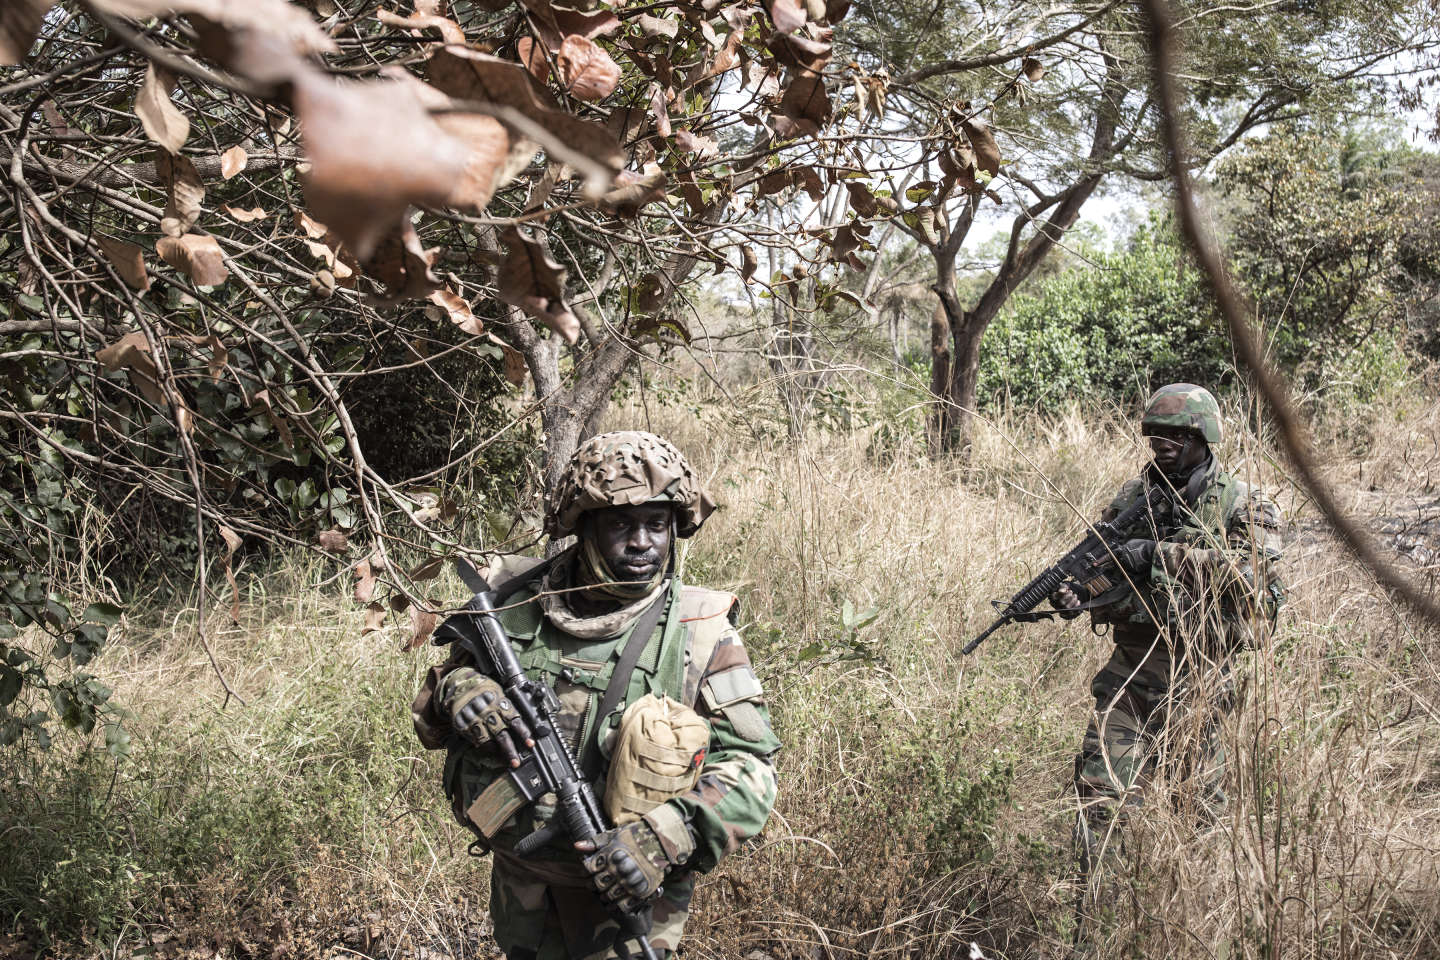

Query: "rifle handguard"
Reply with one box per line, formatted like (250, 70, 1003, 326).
(964, 483, 1174, 655)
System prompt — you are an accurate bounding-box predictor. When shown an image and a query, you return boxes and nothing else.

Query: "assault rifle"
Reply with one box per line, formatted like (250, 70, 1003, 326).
(963, 483, 1175, 655)
(433, 561, 660, 960)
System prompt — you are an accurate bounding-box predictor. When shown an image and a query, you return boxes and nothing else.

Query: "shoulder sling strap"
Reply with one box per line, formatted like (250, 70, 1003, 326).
(582, 587, 670, 778)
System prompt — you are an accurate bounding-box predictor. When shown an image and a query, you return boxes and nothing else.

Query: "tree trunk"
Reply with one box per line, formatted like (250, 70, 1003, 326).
(926, 299, 952, 457)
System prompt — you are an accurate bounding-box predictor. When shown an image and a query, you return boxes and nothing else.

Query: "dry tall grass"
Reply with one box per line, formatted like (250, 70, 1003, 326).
(4, 383, 1438, 960)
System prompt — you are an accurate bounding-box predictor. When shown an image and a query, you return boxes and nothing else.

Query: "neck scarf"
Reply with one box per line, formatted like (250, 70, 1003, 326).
(541, 547, 670, 640)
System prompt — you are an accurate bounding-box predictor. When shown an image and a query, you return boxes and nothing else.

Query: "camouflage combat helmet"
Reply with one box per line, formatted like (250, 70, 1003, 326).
(1141, 383, 1222, 444)
(547, 431, 716, 539)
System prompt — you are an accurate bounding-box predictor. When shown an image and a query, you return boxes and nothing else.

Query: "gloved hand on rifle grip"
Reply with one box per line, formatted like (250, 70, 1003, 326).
(1049, 583, 1085, 620)
(1115, 538, 1157, 574)
(440, 667, 533, 767)
(576, 808, 695, 912)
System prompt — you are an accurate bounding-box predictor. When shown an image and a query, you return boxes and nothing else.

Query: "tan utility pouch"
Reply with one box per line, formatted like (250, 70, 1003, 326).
(604, 693, 710, 825)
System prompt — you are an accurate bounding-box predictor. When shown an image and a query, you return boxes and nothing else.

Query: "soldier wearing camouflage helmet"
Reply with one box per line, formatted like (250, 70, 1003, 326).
(412, 431, 779, 960)
(1050, 385, 1285, 912)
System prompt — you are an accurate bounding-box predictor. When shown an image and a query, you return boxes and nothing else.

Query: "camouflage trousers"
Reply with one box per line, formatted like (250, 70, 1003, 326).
(489, 852, 693, 960)
(1072, 660, 1231, 878)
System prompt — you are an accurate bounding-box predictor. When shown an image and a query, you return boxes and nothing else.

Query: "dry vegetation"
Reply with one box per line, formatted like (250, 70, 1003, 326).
(4, 375, 1440, 960)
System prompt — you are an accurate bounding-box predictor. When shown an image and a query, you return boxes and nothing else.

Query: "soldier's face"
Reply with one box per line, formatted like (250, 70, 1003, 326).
(1146, 425, 1207, 475)
(583, 504, 674, 581)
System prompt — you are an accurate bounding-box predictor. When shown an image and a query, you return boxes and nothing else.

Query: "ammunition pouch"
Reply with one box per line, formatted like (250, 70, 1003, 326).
(604, 693, 710, 825)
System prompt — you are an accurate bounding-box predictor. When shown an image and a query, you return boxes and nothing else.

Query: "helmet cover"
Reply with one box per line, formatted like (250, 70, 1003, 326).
(547, 431, 716, 538)
(1141, 383, 1222, 444)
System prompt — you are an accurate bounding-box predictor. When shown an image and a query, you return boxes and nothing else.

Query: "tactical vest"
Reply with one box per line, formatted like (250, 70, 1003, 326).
(442, 573, 737, 859)
(1102, 464, 1276, 630)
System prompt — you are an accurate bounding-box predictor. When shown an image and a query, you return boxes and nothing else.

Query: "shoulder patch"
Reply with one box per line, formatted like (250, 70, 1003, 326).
(701, 664, 764, 710)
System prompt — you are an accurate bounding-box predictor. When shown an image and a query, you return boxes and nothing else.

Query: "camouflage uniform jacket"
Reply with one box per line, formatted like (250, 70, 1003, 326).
(1088, 455, 1285, 690)
(412, 553, 781, 958)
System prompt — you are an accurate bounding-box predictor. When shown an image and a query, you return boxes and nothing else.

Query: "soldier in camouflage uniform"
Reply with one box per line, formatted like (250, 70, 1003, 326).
(1050, 384, 1285, 886)
(412, 431, 781, 960)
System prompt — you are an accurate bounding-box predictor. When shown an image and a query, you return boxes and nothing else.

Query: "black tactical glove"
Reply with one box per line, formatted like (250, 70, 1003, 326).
(575, 813, 690, 911)
(1115, 538, 1157, 574)
(1050, 583, 1085, 620)
(440, 666, 532, 767)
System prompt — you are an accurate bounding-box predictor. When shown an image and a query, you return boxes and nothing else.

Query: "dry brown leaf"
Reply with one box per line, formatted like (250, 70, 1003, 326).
(136, 64, 190, 153)
(428, 46, 624, 171)
(362, 602, 387, 634)
(650, 84, 672, 139)
(499, 341, 527, 385)
(516, 36, 549, 82)
(360, 220, 438, 299)
(555, 34, 620, 101)
(831, 223, 860, 261)
(183, 332, 228, 380)
(599, 169, 667, 216)
(220, 144, 248, 179)
(93, 0, 337, 57)
(674, 129, 718, 158)
(779, 64, 831, 135)
(961, 117, 1000, 177)
(0, 0, 55, 65)
(794, 165, 824, 201)
(223, 204, 268, 222)
(740, 245, 758, 282)
(428, 288, 482, 336)
(376, 7, 465, 43)
(96, 236, 150, 291)
(406, 604, 437, 649)
(435, 112, 513, 211)
(845, 180, 878, 218)
(96, 331, 165, 407)
(636, 13, 679, 39)
(767, 0, 806, 33)
(317, 529, 350, 554)
(251, 389, 294, 446)
(548, 5, 620, 39)
(157, 149, 205, 237)
(768, 31, 830, 69)
(706, 29, 744, 80)
(291, 70, 469, 260)
(496, 227, 579, 342)
(219, 524, 242, 621)
(294, 210, 328, 239)
(354, 558, 376, 603)
(157, 234, 229, 286)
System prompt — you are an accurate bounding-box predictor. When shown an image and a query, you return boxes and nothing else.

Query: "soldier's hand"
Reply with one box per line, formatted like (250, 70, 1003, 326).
(575, 819, 670, 910)
(1050, 584, 1084, 620)
(441, 668, 533, 767)
(1115, 538, 1157, 574)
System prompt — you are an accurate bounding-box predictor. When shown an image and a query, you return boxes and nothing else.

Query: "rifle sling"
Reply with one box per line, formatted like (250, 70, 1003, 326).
(583, 588, 670, 780)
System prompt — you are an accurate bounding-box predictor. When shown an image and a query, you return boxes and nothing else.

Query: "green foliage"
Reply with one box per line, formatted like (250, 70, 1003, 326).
(0, 602, 435, 941)
(977, 220, 1231, 410)
(0, 424, 128, 753)
(873, 708, 1017, 873)
(1216, 126, 1440, 378)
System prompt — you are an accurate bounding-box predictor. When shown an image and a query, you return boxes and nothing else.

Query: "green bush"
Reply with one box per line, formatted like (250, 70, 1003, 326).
(977, 220, 1232, 411)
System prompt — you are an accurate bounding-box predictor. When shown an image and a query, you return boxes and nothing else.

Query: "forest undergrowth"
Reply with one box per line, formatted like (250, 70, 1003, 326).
(3, 382, 1439, 960)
